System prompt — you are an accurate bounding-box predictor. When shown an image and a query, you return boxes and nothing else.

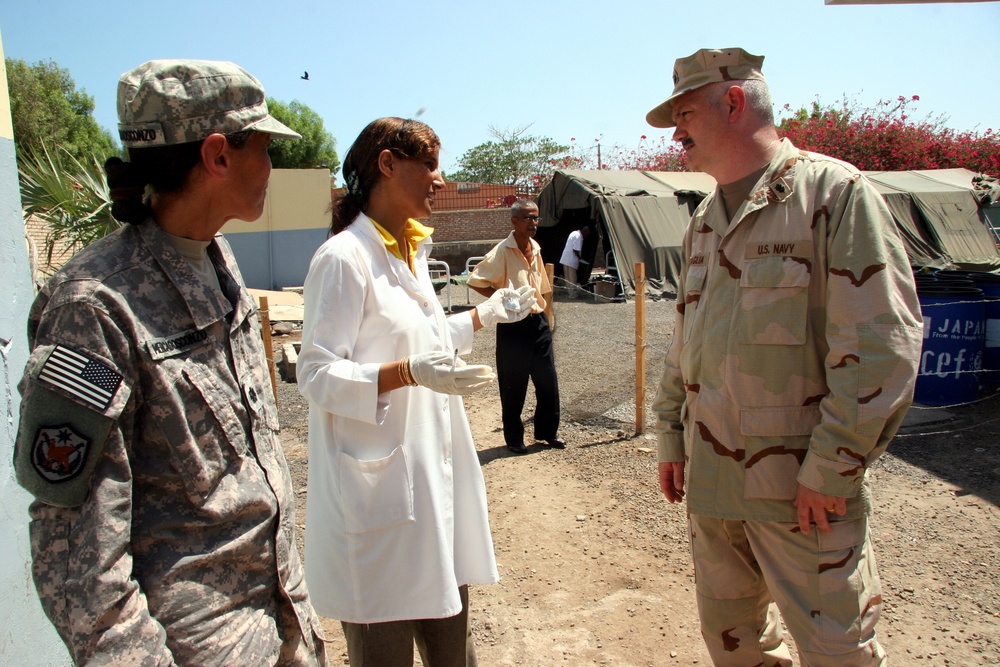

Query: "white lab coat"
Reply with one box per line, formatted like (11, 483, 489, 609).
(297, 213, 499, 623)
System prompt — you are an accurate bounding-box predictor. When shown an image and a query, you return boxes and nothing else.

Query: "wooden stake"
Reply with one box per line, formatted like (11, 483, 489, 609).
(545, 263, 556, 332)
(634, 262, 646, 435)
(258, 295, 278, 406)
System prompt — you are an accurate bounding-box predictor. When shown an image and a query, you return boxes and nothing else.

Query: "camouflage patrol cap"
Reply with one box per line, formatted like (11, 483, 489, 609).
(117, 59, 300, 148)
(646, 48, 766, 129)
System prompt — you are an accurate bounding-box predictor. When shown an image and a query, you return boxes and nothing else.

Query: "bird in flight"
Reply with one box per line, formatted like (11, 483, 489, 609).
(301, 71, 309, 80)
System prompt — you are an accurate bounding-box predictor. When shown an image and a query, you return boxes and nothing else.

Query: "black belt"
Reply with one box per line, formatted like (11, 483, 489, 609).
(499, 312, 544, 326)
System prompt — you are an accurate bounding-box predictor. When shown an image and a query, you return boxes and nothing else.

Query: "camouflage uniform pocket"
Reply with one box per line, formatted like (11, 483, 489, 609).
(813, 517, 880, 645)
(28, 517, 69, 633)
(15, 345, 129, 508)
(857, 323, 923, 436)
(682, 265, 707, 343)
(741, 405, 819, 500)
(154, 364, 249, 503)
(738, 256, 810, 345)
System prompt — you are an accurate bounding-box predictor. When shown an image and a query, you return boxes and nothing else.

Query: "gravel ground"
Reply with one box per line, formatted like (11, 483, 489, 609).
(273, 281, 1000, 666)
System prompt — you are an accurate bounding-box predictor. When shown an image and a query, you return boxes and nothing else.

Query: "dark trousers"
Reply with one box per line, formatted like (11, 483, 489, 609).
(495, 313, 560, 447)
(340, 585, 477, 667)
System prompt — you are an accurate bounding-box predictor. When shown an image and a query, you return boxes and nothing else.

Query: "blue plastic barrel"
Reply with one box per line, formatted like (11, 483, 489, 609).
(931, 270, 977, 289)
(963, 272, 1000, 383)
(933, 269, 972, 280)
(915, 284, 984, 405)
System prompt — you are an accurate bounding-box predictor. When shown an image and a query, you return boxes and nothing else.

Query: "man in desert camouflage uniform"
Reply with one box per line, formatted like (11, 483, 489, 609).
(647, 49, 922, 666)
(13, 60, 325, 665)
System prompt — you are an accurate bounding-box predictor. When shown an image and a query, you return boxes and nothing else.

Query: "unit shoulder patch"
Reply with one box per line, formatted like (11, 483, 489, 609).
(16, 345, 125, 507)
(31, 424, 90, 483)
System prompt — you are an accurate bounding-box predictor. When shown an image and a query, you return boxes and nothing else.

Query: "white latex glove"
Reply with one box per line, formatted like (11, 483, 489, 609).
(476, 283, 538, 327)
(408, 351, 496, 395)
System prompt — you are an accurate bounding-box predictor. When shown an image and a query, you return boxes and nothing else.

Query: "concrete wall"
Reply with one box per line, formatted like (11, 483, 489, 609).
(220, 168, 333, 290)
(27, 166, 515, 291)
(221, 177, 514, 288)
(0, 29, 71, 666)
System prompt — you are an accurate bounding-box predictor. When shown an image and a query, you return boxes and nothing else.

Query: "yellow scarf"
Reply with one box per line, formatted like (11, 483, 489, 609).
(371, 218, 434, 271)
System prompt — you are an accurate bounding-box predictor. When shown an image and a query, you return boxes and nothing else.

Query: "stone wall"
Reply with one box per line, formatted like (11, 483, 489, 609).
(429, 207, 510, 244)
(23, 213, 75, 284)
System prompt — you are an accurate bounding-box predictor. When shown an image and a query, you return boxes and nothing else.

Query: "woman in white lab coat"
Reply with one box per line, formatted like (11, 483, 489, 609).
(297, 117, 535, 666)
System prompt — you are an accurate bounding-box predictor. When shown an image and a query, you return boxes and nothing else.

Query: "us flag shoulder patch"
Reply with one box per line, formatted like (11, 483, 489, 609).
(39, 345, 122, 413)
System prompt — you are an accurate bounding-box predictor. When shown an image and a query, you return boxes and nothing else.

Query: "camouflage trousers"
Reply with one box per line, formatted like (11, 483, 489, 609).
(688, 514, 886, 666)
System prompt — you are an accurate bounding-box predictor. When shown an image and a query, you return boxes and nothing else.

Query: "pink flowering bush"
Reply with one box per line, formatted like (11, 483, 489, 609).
(563, 96, 998, 178)
(604, 135, 687, 171)
(778, 95, 999, 177)
(568, 136, 687, 172)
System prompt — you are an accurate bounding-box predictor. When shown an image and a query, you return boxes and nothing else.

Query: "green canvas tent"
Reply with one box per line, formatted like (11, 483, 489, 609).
(865, 169, 1000, 272)
(535, 169, 715, 293)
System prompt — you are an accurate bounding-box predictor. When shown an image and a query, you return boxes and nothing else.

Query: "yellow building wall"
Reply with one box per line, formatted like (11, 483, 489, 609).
(220, 168, 333, 289)
(222, 168, 332, 234)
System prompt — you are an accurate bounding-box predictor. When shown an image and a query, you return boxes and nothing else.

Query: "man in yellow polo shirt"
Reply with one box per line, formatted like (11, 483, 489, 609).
(469, 199, 564, 454)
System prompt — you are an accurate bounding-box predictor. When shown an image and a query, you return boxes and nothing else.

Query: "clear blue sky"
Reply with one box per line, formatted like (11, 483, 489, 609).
(2, 0, 998, 178)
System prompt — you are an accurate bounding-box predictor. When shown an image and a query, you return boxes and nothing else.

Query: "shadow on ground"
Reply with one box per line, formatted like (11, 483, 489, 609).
(891, 390, 1000, 508)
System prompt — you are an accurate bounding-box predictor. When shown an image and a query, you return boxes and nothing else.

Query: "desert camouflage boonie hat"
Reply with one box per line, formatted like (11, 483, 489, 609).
(117, 59, 301, 147)
(646, 48, 766, 129)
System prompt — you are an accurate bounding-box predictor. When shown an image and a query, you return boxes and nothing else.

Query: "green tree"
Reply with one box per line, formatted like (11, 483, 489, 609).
(6, 58, 118, 167)
(449, 125, 569, 192)
(265, 97, 339, 173)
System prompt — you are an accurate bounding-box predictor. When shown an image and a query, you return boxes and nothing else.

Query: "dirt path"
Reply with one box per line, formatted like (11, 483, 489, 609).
(276, 287, 1000, 666)
(457, 401, 711, 667)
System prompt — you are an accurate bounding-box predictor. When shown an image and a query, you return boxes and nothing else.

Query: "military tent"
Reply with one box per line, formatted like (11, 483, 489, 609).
(535, 167, 1000, 295)
(864, 169, 1000, 272)
(535, 169, 715, 293)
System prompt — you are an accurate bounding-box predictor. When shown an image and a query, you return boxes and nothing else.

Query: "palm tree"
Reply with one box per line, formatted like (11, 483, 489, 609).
(19, 145, 119, 269)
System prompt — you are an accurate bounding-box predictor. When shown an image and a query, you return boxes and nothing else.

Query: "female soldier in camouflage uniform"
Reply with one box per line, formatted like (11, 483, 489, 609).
(14, 60, 326, 666)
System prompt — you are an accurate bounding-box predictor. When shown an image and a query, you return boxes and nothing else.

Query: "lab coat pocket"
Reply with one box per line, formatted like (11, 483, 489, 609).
(339, 445, 415, 534)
